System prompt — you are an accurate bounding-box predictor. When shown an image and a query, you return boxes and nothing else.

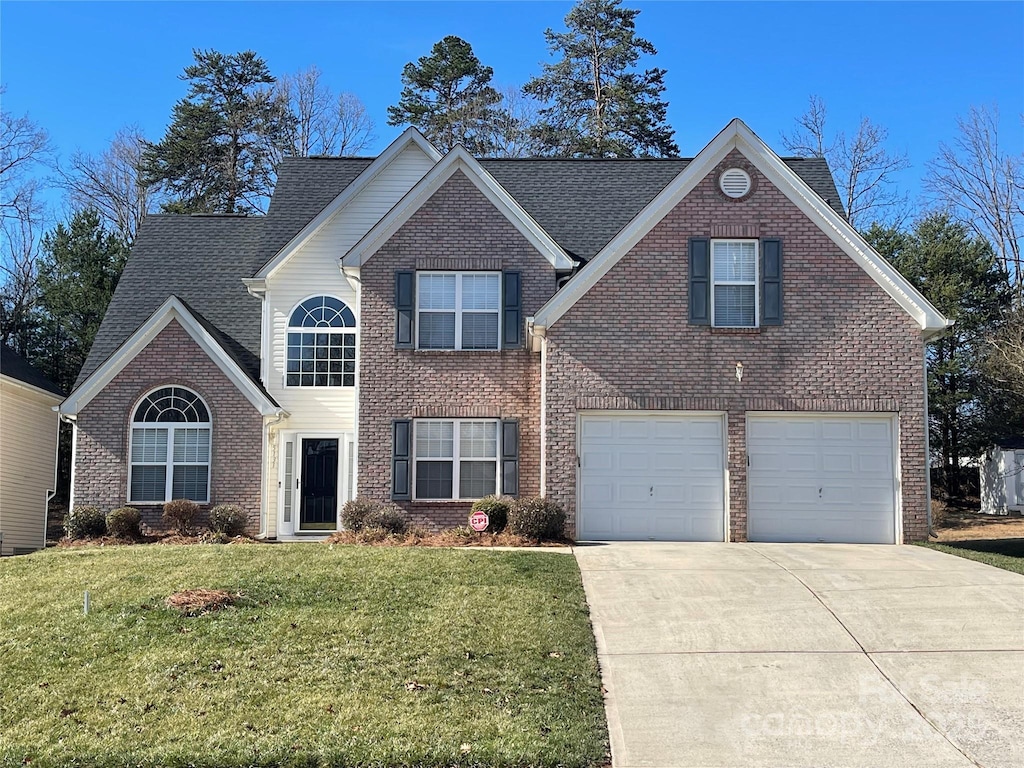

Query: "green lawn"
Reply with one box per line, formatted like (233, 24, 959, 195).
(0, 544, 608, 767)
(920, 541, 1024, 575)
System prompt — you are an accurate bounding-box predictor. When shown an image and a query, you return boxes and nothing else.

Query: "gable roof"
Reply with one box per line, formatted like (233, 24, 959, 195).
(532, 119, 951, 334)
(1, 344, 63, 397)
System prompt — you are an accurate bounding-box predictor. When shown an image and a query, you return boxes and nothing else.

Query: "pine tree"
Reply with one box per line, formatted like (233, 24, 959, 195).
(524, 0, 678, 158)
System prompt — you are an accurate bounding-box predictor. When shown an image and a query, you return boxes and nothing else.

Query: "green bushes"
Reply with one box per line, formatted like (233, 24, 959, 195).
(208, 505, 247, 536)
(507, 497, 566, 541)
(341, 498, 409, 534)
(469, 496, 511, 533)
(162, 499, 199, 535)
(106, 507, 141, 539)
(64, 506, 107, 539)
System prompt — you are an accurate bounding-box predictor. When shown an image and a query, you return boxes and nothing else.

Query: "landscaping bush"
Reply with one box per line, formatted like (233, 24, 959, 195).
(364, 503, 409, 535)
(64, 505, 107, 539)
(341, 497, 381, 532)
(106, 506, 141, 539)
(470, 495, 511, 533)
(208, 504, 247, 537)
(507, 497, 566, 541)
(163, 499, 199, 535)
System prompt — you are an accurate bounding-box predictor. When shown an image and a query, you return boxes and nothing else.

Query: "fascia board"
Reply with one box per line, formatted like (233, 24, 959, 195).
(256, 128, 442, 280)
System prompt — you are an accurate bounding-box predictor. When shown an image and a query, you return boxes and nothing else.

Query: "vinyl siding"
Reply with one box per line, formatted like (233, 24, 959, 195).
(0, 377, 60, 555)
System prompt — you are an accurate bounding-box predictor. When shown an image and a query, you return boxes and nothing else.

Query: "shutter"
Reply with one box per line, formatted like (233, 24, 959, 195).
(501, 420, 519, 497)
(689, 238, 710, 325)
(395, 271, 415, 348)
(761, 238, 783, 326)
(502, 271, 522, 349)
(392, 419, 411, 500)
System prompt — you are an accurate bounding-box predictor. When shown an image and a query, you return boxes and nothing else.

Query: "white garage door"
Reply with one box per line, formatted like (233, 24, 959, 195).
(747, 414, 897, 544)
(578, 413, 726, 541)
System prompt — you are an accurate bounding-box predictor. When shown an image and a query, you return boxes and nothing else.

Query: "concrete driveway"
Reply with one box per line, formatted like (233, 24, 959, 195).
(575, 543, 1024, 768)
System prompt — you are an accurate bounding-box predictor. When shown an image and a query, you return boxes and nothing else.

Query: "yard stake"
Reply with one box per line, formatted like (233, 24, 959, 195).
(83, 590, 90, 615)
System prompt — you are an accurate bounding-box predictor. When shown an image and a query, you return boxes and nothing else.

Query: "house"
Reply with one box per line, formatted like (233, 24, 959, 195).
(1, 345, 63, 555)
(59, 119, 951, 544)
(980, 438, 1024, 515)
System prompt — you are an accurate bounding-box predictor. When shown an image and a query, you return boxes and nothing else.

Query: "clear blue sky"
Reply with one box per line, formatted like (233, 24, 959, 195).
(3, 0, 1022, 210)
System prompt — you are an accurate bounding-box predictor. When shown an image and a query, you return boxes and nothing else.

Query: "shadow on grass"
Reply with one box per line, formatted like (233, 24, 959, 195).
(941, 538, 1024, 558)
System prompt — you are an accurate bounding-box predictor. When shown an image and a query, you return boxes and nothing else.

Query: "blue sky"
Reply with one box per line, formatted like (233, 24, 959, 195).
(3, 0, 1022, 211)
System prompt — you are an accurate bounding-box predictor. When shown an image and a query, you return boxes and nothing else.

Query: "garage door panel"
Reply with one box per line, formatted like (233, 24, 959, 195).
(620, 451, 650, 471)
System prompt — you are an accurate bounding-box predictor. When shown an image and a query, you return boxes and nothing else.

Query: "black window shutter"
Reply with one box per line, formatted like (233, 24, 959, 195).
(689, 238, 710, 325)
(395, 271, 415, 348)
(500, 420, 519, 497)
(392, 419, 411, 500)
(502, 271, 522, 349)
(761, 239, 783, 326)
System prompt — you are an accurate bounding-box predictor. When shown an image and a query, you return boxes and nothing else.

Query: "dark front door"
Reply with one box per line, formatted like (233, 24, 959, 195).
(300, 438, 339, 531)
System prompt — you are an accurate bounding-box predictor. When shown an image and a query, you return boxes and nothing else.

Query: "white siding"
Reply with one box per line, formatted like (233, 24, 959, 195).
(0, 378, 60, 555)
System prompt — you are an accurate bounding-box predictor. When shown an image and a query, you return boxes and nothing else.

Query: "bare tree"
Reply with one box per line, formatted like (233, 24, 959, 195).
(782, 95, 910, 227)
(0, 190, 43, 354)
(56, 126, 155, 247)
(277, 66, 375, 156)
(0, 88, 52, 223)
(925, 105, 1023, 295)
(985, 307, 1024, 400)
(477, 85, 545, 158)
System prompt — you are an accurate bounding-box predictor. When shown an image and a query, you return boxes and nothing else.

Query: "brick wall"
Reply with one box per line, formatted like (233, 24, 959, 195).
(545, 150, 929, 542)
(74, 320, 264, 533)
(358, 170, 556, 530)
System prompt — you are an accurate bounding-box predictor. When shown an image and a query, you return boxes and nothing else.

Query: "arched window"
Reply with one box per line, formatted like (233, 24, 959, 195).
(286, 296, 357, 387)
(129, 386, 211, 503)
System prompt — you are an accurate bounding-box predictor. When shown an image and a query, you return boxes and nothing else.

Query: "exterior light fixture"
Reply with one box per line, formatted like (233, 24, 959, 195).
(735, 362, 744, 382)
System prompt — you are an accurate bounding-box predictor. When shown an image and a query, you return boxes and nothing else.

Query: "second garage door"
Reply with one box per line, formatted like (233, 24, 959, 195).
(747, 414, 898, 544)
(578, 413, 726, 541)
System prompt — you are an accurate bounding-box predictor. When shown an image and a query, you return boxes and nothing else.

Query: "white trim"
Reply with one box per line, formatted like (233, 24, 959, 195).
(411, 418, 501, 502)
(415, 271, 501, 351)
(60, 296, 283, 417)
(277, 430, 352, 536)
(341, 145, 574, 271)
(710, 238, 759, 328)
(533, 118, 952, 333)
(255, 128, 442, 280)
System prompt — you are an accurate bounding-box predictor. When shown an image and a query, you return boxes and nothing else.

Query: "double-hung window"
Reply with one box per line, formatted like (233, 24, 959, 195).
(417, 272, 500, 350)
(413, 419, 499, 500)
(711, 240, 758, 328)
(129, 386, 211, 503)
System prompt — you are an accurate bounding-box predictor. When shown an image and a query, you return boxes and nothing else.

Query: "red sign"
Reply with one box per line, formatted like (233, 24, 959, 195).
(469, 511, 490, 532)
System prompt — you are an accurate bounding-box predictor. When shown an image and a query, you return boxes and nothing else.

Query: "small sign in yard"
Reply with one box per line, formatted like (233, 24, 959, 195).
(469, 511, 489, 532)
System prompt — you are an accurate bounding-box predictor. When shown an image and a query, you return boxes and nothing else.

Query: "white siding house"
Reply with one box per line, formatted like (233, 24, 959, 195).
(980, 439, 1024, 515)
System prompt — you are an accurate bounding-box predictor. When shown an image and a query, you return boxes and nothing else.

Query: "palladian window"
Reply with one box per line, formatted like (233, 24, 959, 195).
(286, 296, 357, 387)
(129, 386, 211, 503)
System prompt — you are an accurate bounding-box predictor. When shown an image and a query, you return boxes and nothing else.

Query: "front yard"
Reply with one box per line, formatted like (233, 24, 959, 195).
(0, 544, 608, 767)
(923, 504, 1024, 575)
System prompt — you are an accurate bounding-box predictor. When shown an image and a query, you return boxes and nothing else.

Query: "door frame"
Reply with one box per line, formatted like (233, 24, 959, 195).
(277, 430, 354, 537)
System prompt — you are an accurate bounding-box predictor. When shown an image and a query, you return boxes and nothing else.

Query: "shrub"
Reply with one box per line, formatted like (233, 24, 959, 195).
(208, 505, 247, 537)
(469, 495, 511, 533)
(364, 503, 409, 535)
(341, 497, 381, 532)
(163, 499, 199, 535)
(106, 506, 141, 539)
(64, 505, 106, 539)
(507, 497, 566, 541)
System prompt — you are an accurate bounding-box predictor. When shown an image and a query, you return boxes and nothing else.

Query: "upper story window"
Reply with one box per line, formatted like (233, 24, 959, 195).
(286, 296, 357, 387)
(417, 272, 500, 350)
(711, 240, 758, 328)
(129, 386, 211, 503)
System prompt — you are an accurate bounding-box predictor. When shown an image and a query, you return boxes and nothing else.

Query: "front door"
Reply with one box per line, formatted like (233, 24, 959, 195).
(300, 438, 339, 531)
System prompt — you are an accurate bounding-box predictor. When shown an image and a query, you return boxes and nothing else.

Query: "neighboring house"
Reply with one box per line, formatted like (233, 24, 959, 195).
(0, 345, 63, 555)
(980, 438, 1024, 515)
(60, 119, 951, 544)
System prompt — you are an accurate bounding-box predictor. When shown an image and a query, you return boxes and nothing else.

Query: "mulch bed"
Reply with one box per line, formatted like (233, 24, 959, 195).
(325, 528, 571, 548)
(165, 588, 238, 616)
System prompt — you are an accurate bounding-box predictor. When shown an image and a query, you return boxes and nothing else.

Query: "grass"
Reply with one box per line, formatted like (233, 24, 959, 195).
(919, 540, 1024, 575)
(0, 544, 608, 767)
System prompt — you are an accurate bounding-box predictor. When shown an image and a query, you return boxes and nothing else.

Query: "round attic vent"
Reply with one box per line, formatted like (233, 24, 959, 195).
(720, 168, 752, 198)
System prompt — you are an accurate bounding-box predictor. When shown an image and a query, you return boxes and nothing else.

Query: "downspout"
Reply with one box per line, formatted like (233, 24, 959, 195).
(923, 350, 935, 539)
(57, 411, 77, 526)
(258, 410, 287, 539)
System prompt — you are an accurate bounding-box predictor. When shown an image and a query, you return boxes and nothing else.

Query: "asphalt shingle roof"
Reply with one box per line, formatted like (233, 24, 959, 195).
(1, 344, 64, 396)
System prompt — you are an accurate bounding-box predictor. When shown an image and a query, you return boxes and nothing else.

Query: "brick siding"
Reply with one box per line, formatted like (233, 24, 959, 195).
(544, 150, 929, 542)
(73, 320, 264, 533)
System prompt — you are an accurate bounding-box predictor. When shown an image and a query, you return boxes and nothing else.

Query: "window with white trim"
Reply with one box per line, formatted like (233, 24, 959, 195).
(413, 419, 499, 500)
(286, 296, 357, 387)
(129, 386, 211, 503)
(711, 240, 758, 328)
(417, 272, 500, 350)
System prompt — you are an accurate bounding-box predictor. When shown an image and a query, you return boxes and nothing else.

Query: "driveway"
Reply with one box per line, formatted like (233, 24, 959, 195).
(575, 543, 1024, 768)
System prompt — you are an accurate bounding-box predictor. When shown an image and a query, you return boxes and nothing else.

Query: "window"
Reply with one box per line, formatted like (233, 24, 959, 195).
(129, 387, 211, 503)
(417, 272, 500, 350)
(286, 296, 356, 387)
(711, 240, 758, 327)
(413, 420, 499, 500)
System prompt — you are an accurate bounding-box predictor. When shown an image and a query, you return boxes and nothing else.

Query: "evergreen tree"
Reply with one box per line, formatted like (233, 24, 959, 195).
(387, 36, 505, 154)
(141, 50, 293, 214)
(523, 0, 678, 158)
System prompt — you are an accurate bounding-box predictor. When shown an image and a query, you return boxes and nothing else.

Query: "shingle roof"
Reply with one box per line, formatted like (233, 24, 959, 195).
(1, 344, 64, 396)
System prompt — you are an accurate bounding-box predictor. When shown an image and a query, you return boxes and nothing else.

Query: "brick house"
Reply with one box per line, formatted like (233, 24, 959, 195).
(60, 120, 950, 543)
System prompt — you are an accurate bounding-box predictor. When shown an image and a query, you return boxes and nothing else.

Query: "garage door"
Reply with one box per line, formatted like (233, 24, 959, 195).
(747, 414, 897, 544)
(578, 413, 726, 541)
